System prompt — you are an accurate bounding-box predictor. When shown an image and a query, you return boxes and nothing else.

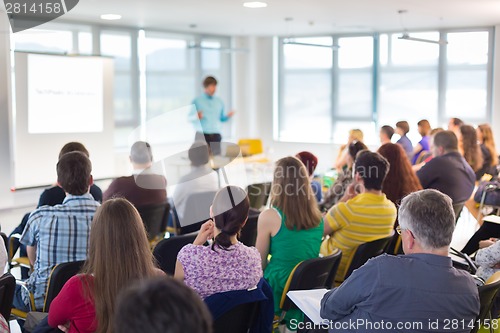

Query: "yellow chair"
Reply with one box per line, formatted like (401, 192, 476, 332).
(8, 234, 31, 273)
(473, 272, 500, 333)
(237, 139, 263, 156)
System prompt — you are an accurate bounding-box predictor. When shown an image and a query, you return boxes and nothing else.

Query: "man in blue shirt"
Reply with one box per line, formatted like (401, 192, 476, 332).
(320, 189, 479, 333)
(191, 76, 234, 155)
(13, 151, 100, 312)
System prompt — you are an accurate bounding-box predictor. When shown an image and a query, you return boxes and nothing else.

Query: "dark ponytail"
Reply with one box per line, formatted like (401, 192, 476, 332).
(211, 186, 250, 251)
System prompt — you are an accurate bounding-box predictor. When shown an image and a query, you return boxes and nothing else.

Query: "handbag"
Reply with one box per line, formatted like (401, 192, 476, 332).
(474, 181, 500, 207)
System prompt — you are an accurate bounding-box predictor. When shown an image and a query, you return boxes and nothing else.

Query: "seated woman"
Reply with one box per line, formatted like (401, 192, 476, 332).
(256, 156, 324, 327)
(334, 129, 364, 172)
(322, 141, 368, 210)
(175, 186, 263, 299)
(47, 198, 162, 333)
(296, 151, 322, 202)
(475, 238, 500, 281)
(412, 119, 432, 165)
(476, 124, 498, 178)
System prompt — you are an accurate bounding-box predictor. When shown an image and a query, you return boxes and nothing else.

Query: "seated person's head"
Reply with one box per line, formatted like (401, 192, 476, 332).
(115, 277, 213, 333)
(353, 151, 390, 192)
(347, 141, 368, 166)
(296, 151, 318, 177)
(395, 121, 410, 137)
(431, 130, 458, 157)
(189, 141, 210, 167)
(398, 189, 455, 255)
(58, 142, 89, 159)
(210, 186, 250, 250)
(417, 119, 432, 137)
(448, 117, 464, 133)
(348, 129, 364, 143)
(380, 125, 395, 143)
(57, 151, 92, 196)
(130, 141, 153, 169)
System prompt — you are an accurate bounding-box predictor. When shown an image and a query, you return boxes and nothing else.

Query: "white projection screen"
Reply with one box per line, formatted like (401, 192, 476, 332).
(13, 52, 115, 189)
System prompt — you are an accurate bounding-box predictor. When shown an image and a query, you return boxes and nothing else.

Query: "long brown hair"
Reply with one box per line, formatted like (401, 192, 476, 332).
(82, 198, 158, 333)
(377, 143, 423, 205)
(270, 156, 322, 230)
(478, 124, 498, 167)
(460, 125, 483, 172)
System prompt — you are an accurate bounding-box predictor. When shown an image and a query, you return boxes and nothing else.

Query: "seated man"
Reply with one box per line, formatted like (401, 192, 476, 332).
(320, 189, 480, 333)
(172, 142, 219, 225)
(379, 125, 394, 146)
(417, 130, 475, 205)
(13, 152, 100, 312)
(321, 151, 397, 283)
(10, 142, 102, 279)
(103, 141, 167, 207)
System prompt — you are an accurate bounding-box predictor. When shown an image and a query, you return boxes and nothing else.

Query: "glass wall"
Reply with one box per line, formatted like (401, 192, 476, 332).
(278, 29, 493, 144)
(10, 23, 232, 147)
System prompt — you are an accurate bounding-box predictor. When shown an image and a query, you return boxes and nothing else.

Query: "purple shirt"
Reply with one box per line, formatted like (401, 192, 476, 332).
(412, 135, 430, 164)
(177, 242, 263, 299)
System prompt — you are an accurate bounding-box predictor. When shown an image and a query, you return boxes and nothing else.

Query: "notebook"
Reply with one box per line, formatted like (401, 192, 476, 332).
(287, 289, 330, 325)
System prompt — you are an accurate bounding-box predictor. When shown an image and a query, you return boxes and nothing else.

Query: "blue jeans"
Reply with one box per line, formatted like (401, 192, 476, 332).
(13, 284, 31, 312)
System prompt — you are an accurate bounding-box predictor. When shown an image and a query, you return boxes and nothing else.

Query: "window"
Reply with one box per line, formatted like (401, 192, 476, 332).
(277, 29, 493, 144)
(280, 37, 333, 142)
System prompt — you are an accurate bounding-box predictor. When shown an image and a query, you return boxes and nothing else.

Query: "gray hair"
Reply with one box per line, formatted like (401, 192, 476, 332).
(398, 189, 455, 250)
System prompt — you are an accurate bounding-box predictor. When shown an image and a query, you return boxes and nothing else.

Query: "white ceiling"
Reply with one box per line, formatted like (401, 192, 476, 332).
(64, 0, 500, 36)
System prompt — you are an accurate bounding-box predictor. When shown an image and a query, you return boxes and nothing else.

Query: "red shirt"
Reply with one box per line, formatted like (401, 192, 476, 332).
(48, 275, 97, 333)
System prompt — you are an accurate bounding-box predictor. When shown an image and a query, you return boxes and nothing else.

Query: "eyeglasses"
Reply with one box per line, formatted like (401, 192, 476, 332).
(396, 226, 416, 239)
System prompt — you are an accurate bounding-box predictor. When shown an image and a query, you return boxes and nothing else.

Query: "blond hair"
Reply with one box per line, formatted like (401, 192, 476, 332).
(478, 124, 498, 167)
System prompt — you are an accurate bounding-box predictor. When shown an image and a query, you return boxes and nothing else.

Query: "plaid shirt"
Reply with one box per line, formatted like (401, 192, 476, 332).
(20, 193, 100, 309)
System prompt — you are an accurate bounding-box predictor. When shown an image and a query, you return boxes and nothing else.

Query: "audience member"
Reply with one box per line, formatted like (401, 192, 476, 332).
(0, 242, 6, 274)
(115, 277, 213, 333)
(103, 141, 167, 206)
(175, 186, 262, 298)
(395, 121, 413, 158)
(417, 131, 475, 205)
(448, 117, 464, 137)
(379, 125, 394, 145)
(462, 218, 500, 255)
(334, 129, 364, 172)
(256, 156, 323, 326)
(13, 152, 100, 312)
(475, 238, 500, 281)
(377, 143, 422, 222)
(48, 198, 163, 333)
(296, 151, 322, 202)
(412, 119, 432, 165)
(322, 141, 368, 210)
(458, 125, 483, 178)
(477, 124, 499, 177)
(10, 142, 102, 279)
(321, 151, 396, 283)
(320, 190, 479, 333)
(172, 142, 219, 222)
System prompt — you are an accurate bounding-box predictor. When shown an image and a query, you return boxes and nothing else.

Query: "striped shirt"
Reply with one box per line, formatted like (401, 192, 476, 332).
(320, 193, 396, 283)
(20, 193, 100, 309)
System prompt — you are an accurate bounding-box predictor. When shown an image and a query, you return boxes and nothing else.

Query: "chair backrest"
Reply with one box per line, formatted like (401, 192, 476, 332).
(453, 202, 465, 223)
(178, 191, 217, 234)
(153, 234, 198, 275)
(472, 272, 500, 333)
(281, 251, 343, 312)
(136, 203, 170, 241)
(0, 273, 15, 320)
(44, 260, 85, 312)
(239, 211, 259, 247)
(246, 183, 271, 210)
(343, 234, 393, 280)
(213, 301, 260, 333)
(237, 139, 263, 156)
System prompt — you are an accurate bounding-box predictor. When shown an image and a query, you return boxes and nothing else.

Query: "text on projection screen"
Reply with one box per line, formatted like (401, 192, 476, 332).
(27, 54, 104, 134)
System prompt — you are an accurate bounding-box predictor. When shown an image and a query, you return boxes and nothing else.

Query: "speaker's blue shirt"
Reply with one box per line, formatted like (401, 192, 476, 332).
(191, 93, 229, 134)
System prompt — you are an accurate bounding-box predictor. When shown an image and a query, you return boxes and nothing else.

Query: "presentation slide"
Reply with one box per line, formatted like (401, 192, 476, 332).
(13, 52, 115, 189)
(27, 54, 104, 134)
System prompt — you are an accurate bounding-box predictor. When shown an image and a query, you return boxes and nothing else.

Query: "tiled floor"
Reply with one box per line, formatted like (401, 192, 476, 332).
(1, 205, 481, 333)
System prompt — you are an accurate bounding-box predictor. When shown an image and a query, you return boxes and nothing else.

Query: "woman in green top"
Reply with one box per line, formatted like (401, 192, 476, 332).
(256, 156, 324, 328)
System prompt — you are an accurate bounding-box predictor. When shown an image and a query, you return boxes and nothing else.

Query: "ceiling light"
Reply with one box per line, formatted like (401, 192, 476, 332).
(243, 2, 268, 8)
(100, 14, 122, 21)
(398, 33, 448, 45)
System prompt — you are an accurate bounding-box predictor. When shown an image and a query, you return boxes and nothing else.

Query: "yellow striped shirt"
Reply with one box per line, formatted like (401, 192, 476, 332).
(320, 193, 397, 283)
